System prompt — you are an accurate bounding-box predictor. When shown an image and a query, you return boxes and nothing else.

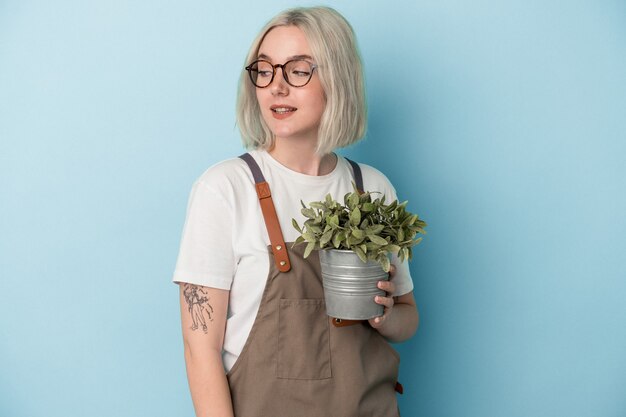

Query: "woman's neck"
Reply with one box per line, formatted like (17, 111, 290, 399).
(268, 140, 337, 176)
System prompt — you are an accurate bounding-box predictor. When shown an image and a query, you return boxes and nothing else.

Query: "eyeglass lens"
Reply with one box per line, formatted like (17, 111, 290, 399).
(248, 60, 315, 88)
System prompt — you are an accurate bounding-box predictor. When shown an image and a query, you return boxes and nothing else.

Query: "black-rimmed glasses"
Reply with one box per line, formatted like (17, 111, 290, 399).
(245, 59, 318, 88)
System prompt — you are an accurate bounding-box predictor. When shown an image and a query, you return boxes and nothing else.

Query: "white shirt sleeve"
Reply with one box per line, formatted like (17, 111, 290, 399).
(172, 180, 235, 290)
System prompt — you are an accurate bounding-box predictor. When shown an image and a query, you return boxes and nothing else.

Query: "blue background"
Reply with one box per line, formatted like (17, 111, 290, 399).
(1, 1, 625, 416)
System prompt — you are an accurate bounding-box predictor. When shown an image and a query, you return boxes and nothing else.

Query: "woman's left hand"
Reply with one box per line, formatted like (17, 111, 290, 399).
(368, 264, 396, 329)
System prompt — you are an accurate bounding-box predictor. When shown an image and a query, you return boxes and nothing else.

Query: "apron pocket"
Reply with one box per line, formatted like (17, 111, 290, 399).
(277, 298, 332, 380)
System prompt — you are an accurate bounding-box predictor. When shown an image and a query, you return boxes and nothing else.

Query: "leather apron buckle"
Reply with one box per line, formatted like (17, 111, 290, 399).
(331, 317, 365, 327)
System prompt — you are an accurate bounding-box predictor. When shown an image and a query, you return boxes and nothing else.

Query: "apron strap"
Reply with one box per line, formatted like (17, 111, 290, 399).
(238, 153, 364, 275)
(344, 158, 364, 193)
(239, 153, 291, 273)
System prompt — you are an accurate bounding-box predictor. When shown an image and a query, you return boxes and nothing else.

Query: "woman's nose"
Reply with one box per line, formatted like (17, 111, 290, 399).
(270, 68, 289, 96)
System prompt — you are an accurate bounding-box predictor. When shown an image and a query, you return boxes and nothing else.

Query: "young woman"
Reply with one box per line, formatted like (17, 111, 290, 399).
(173, 7, 419, 417)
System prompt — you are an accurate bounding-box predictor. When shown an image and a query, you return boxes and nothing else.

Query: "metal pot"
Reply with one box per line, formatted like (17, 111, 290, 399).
(318, 249, 389, 320)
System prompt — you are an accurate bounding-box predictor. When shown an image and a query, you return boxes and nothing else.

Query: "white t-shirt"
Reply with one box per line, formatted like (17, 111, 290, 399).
(173, 150, 414, 371)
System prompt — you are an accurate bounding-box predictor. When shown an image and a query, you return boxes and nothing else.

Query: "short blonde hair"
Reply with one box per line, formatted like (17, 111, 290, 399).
(236, 6, 367, 155)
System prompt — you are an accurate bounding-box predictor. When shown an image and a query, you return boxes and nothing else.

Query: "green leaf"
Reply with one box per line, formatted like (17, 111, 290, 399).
(348, 192, 359, 209)
(351, 228, 365, 239)
(320, 230, 333, 247)
(303, 232, 316, 243)
(384, 200, 397, 212)
(378, 254, 391, 272)
(310, 201, 326, 210)
(347, 235, 364, 246)
(367, 224, 385, 235)
(369, 235, 388, 245)
(332, 231, 346, 248)
(304, 241, 316, 258)
(354, 246, 367, 263)
(332, 232, 342, 248)
(302, 208, 316, 219)
(329, 214, 339, 228)
(292, 218, 302, 233)
(350, 207, 361, 226)
(366, 242, 382, 251)
(398, 228, 404, 242)
(362, 202, 375, 212)
(385, 244, 401, 254)
(309, 224, 322, 234)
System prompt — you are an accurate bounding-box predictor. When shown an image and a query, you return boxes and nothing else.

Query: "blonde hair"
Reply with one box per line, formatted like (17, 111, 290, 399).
(236, 6, 367, 155)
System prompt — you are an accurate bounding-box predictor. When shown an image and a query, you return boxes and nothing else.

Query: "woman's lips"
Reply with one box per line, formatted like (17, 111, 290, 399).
(270, 105, 297, 120)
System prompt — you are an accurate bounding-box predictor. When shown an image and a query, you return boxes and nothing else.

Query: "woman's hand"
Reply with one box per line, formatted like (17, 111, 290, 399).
(368, 264, 397, 329)
(367, 264, 419, 342)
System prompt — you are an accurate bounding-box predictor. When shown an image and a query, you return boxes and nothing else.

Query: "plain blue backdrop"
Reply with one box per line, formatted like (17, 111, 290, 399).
(1, 1, 625, 416)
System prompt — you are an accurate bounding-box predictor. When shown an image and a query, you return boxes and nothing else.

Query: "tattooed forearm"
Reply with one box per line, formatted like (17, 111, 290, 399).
(182, 284, 215, 333)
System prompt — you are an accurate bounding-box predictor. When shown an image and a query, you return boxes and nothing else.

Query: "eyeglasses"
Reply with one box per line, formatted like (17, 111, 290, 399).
(245, 59, 318, 88)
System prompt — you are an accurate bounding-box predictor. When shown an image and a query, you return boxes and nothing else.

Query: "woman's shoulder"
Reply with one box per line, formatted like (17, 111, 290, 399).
(185, 154, 262, 208)
(194, 154, 253, 190)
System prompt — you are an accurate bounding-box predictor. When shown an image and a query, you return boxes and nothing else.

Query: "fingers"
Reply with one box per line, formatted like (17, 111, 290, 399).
(377, 279, 396, 295)
(369, 302, 392, 327)
(369, 313, 386, 327)
(375, 294, 394, 309)
(369, 290, 395, 328)
(369, 264, 398, 328)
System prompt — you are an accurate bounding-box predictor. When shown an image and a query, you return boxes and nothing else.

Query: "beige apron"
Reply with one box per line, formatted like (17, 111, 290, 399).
(227, 154, 402, 417)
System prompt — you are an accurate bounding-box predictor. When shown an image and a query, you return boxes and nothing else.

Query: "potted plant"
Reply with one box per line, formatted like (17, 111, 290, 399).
(292, 185, 426, 320)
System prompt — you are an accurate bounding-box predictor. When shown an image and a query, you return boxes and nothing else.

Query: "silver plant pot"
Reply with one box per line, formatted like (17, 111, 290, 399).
(318, 249, 389, 320)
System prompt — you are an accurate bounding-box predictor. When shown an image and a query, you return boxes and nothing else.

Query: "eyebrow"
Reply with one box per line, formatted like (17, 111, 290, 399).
(257, 53, 314, 61)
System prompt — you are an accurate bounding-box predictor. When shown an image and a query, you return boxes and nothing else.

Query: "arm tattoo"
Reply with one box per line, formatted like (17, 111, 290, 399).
(182, 284, 214, 333)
